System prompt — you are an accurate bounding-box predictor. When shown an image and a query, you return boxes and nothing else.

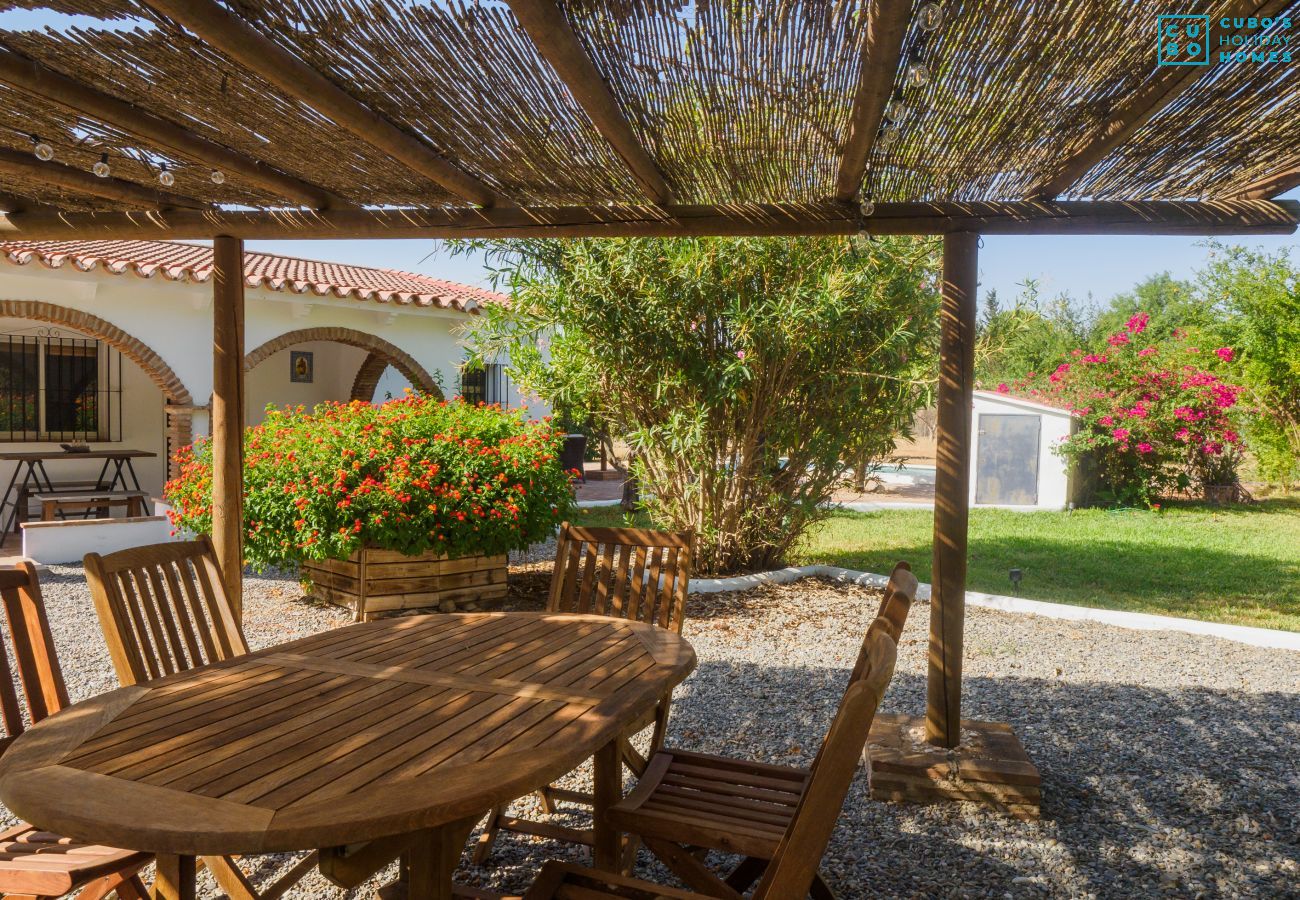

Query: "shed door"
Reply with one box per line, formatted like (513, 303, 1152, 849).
(975, 414, 1040, 506)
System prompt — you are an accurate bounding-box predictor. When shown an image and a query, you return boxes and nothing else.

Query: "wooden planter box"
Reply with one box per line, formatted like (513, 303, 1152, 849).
(301, 546, 507, 621)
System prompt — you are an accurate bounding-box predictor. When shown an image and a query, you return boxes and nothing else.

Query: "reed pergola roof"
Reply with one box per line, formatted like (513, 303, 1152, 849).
(0, 0, 1296, 238)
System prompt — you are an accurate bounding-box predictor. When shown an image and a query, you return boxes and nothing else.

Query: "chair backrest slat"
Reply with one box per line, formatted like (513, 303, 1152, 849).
(85, 536, 249, 687)
(0, 563, 70, 755)
(547, 523, 694, 634)
(754, 563, 916, 899)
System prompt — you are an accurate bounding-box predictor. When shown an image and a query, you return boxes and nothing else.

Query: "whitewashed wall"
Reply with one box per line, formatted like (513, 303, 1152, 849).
(0, 315, 168, 494)
(0, 260, 544, 502)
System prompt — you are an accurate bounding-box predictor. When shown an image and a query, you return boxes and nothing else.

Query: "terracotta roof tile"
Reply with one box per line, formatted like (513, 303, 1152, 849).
(0, 239, 505, 313)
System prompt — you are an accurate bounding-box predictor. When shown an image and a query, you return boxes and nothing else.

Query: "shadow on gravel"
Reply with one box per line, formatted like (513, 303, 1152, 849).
(631, 662, 1300, 898)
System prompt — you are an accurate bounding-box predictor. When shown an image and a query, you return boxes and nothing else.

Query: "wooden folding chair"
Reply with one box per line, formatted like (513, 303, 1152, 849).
(523, 562, 917, 900)
(83, 537, 317, 900)
(0, 562, 152, 900)
(474, 523, 694, 864)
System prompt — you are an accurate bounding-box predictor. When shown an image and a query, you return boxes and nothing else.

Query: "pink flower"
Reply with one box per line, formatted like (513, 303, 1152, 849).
(996, 383, 1010, 394)
(1202, 441, 1223, 456)
(1126, 312, 1150, 334)
(1175, 428, 1191, 441)
(736, 350, 746, 360)
(1136, 442, 1154, 454)
(1222, 429, 1240, 444)
(1138, 346, 1158, 357)
(1216, 347, 1235, 363)
(1098, 415, 1114, 426)
(1108, 331, 1131, 347)
(1112, 427, 1130, 441)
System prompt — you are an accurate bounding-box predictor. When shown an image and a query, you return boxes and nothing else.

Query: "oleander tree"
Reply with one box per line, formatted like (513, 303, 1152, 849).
(456, 235, 939, 575)
(1200, 243, 1300, 486)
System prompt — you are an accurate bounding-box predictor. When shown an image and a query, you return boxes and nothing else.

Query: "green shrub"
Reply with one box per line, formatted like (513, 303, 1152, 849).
(165, 396, 575, 567)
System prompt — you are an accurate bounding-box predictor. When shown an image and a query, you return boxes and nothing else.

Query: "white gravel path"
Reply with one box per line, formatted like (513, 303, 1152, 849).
(4, 564, 1297, 899)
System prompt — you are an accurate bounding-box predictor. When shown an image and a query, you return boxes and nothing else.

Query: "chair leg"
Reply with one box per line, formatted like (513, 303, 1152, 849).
(642, 838, 741, 900)
(120, 874, 151, 900)
(810, 870, 841, 900)
(73, 864, 151, 900)
(204, 855, 257, 900)
(471, 806, 506, 866)
(724, 856, 767, 892)
(535, 786, 557, 815)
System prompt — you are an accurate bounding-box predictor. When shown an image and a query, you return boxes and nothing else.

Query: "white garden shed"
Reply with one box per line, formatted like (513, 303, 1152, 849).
(970, 390, 1076, 510)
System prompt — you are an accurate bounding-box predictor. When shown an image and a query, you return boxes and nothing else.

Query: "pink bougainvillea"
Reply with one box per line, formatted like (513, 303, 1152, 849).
(1003, 315, 1245, 506)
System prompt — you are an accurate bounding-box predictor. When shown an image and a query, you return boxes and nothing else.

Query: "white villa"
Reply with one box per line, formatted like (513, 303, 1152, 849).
(0, 239, 527, 557)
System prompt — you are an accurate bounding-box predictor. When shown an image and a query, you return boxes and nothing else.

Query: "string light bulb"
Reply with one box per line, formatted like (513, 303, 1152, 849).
(906, 55, 931, 89)
(885, 95, 907, 123)
(859, 192, 875, 217)
(878, 122, 902, 151)
(209, 169, 226, 185)
(30, 135, 54, 161)
(92, 153, 111, 178)
(919, 2, 944, 32)
(158, 165, 175, 187)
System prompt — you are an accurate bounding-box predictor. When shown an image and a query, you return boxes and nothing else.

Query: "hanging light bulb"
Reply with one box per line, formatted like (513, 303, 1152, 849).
(210, 169, 226, 185)
(859, 192, 875, 217)
(92, 153, 111, 178)
(30, 135, 54, 161)
(158, 165, 175, 187)
(878, 122, 901, 151)
(885, 95, 907, 123)
(918, 2, 944, 32)
(906, 56, 931, 89)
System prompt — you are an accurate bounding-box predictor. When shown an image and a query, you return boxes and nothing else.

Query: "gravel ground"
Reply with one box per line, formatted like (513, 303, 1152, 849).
(4, 563, 1297, 898)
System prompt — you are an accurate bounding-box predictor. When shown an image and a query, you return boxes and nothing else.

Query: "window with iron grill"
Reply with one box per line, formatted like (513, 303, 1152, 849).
(460, 363, 509, 406)
(0, 332, 123, 442)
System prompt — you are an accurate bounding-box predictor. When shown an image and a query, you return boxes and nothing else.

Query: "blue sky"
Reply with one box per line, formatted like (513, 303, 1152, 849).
(251, 185, 1300, 311)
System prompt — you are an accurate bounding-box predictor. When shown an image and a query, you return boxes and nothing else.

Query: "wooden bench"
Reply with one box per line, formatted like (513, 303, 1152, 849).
(32, 490, 148, 521)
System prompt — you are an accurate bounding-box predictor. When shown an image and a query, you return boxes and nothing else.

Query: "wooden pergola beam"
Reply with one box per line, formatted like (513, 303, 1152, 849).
(1232, 164, 1300, 200)
(835, 0, 912, 202)
(928, 231, 977, 749)
(505, 0, 672, 204)
(140, 0, 501, 208)
(211, 234, 245, 620)
(0, 191, 26, 213)
(0, 200, 1294, 240)
(0, 48, 352, 211)
(0, 147, 208, 210)
(1030, 0, 1291, 199)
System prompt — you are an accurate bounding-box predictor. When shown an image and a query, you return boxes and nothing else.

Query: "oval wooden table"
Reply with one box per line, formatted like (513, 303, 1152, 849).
(0, 612, 696, 900)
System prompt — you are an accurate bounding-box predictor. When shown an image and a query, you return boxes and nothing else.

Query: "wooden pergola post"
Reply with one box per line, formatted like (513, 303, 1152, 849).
(211, 234, 245, 620)
(927, 230, 978, 749)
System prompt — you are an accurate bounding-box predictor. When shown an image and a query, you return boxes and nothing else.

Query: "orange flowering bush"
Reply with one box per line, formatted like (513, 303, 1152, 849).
(165, 396, 575, 566)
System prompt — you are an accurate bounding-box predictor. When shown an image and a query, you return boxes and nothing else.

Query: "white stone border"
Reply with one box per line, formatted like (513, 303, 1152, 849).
(689, 565, 1300, 652)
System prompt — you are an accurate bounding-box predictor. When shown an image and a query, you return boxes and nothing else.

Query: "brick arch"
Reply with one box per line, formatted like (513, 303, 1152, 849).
(0, 300, 195, 470)
(350, 351, 389, 402)
(244, 327, 442, 400)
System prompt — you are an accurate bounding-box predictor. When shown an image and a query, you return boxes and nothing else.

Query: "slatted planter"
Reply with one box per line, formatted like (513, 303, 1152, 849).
(301, 547, 507, 621)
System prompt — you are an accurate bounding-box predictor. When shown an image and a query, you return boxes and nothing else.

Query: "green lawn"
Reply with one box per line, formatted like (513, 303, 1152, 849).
(573, 500, 1300, 631)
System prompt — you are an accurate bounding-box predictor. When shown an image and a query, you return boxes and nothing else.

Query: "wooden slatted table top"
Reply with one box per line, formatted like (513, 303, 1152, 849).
(0, 612, 695, 856)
